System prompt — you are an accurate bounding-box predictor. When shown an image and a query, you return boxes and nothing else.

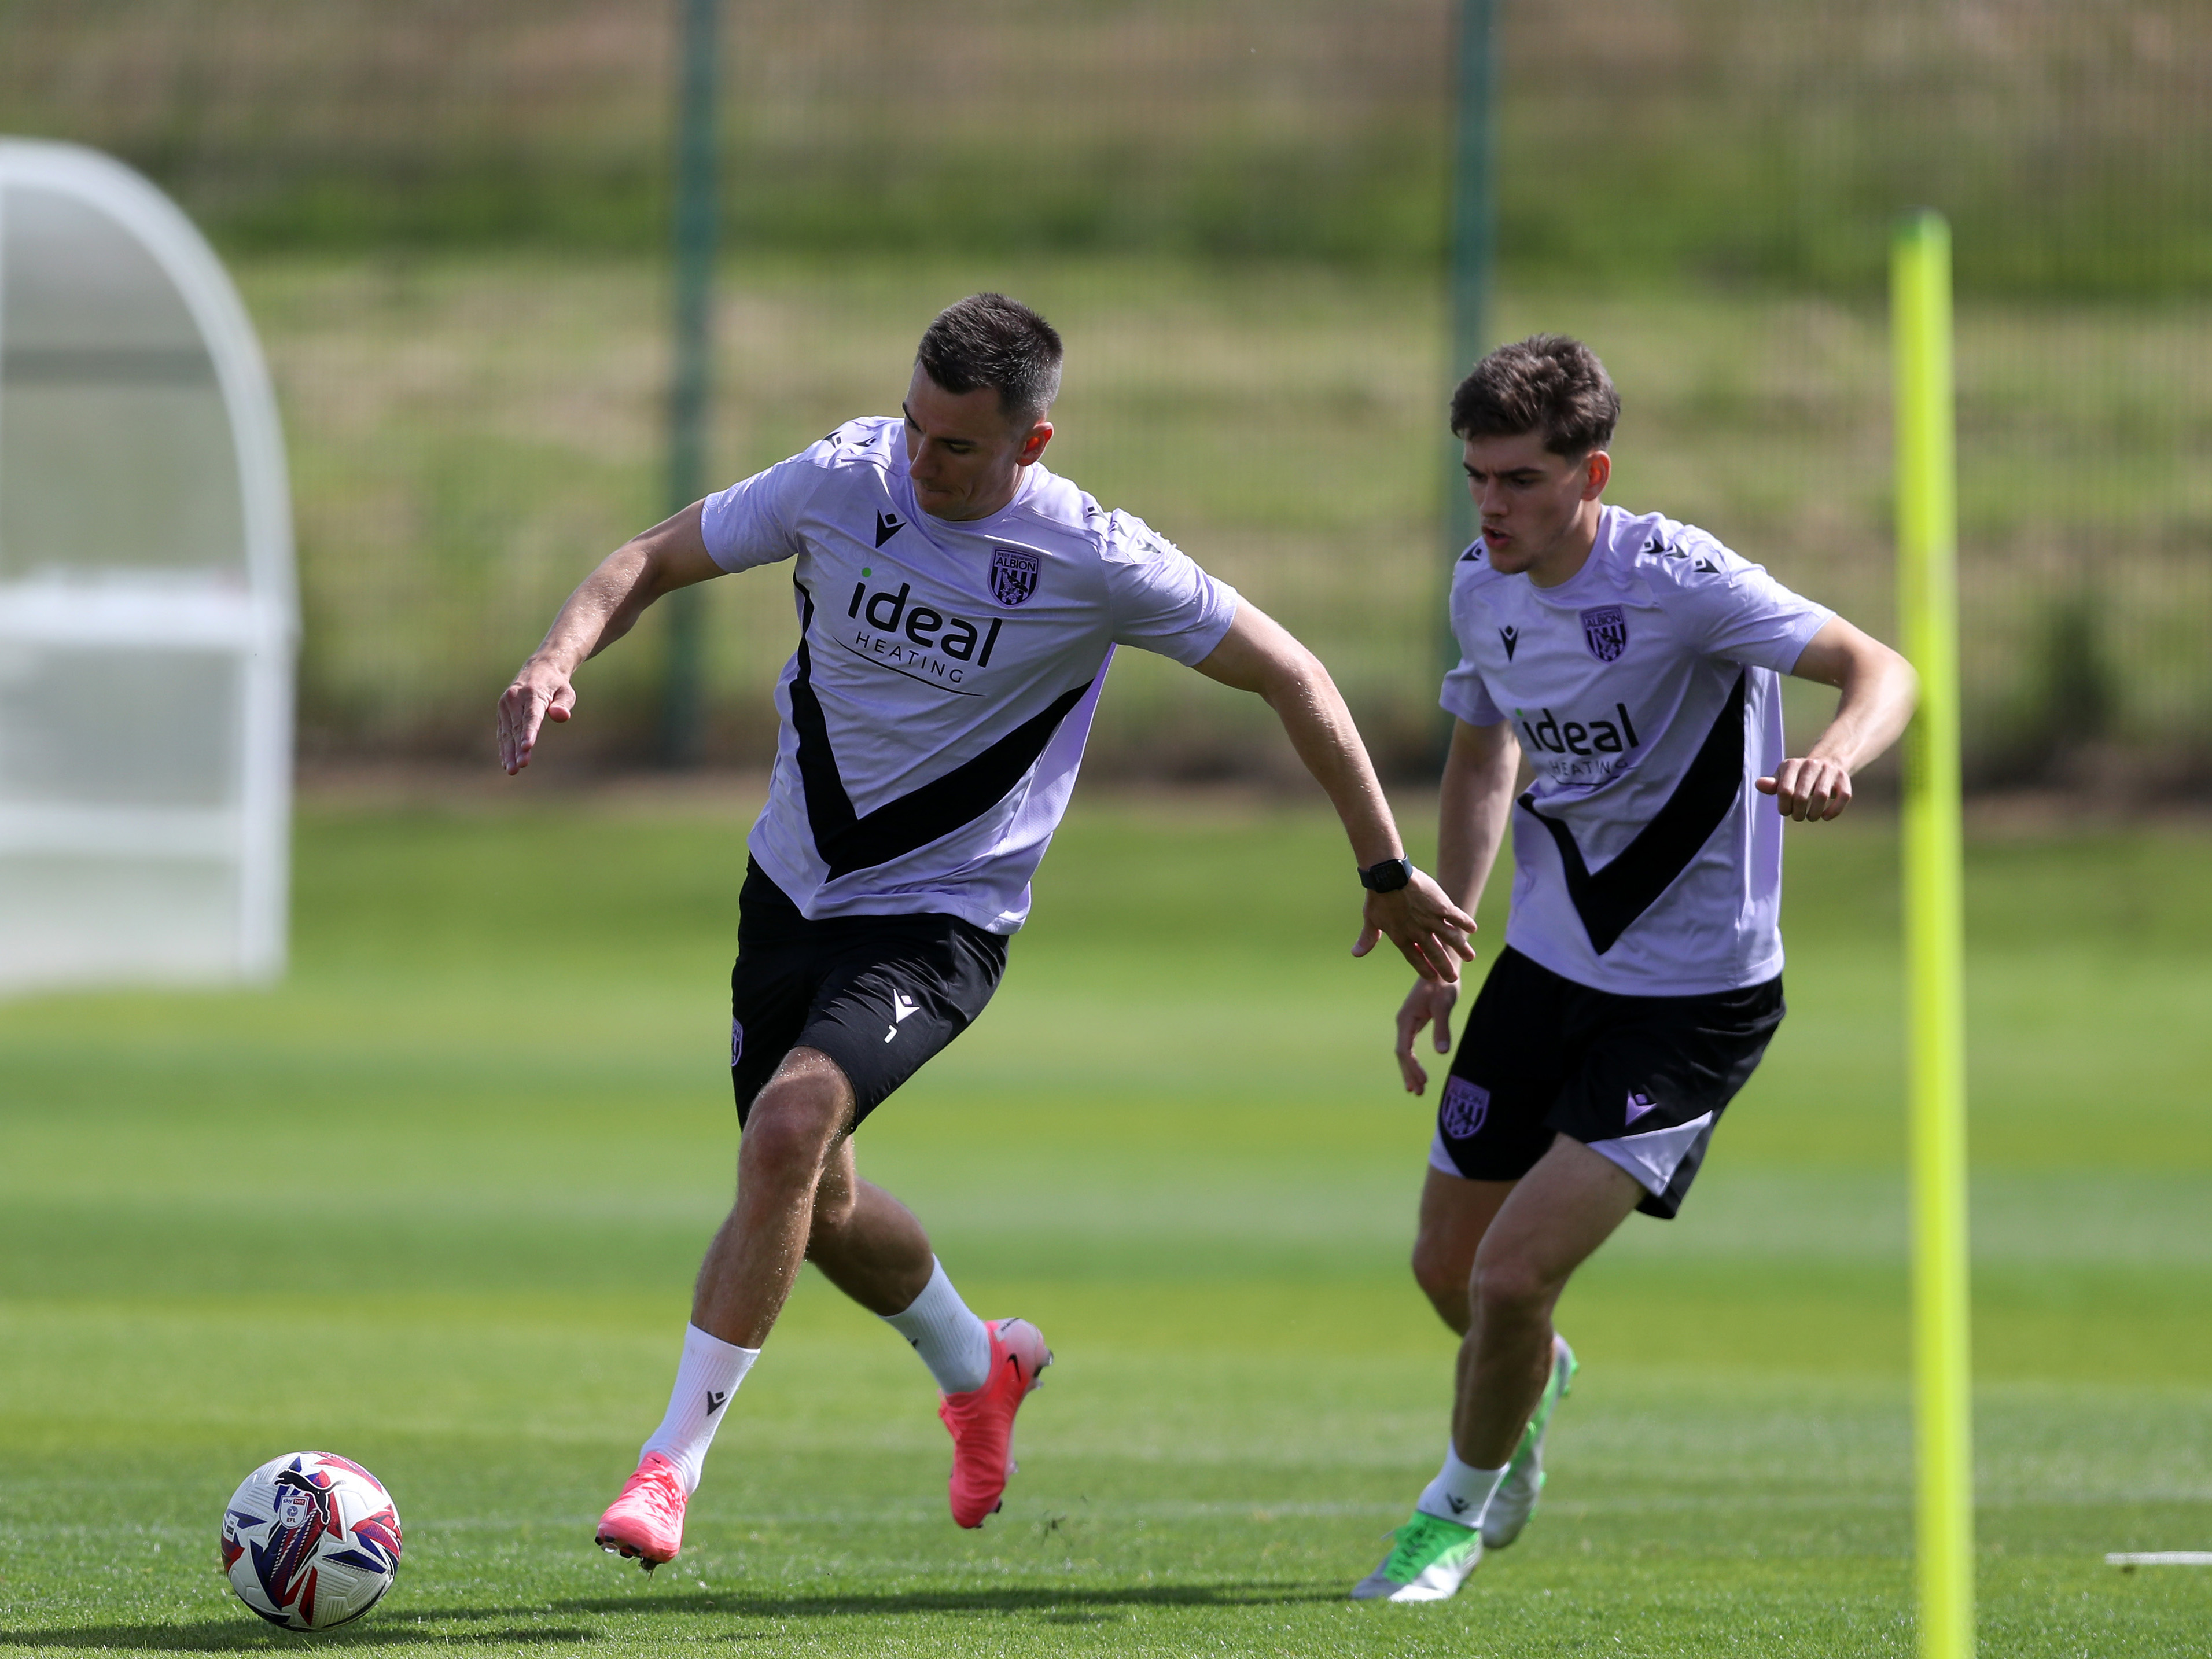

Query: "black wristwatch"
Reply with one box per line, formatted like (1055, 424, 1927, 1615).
(1359, 857, 1414, 894)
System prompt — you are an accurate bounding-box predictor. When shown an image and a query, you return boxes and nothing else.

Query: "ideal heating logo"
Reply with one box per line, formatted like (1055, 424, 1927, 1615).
(1516, 702, 1640, 758)
(846, 579, 1003, 685)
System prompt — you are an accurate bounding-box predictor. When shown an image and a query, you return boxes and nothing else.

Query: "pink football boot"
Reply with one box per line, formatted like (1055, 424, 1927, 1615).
(594, 1452, 687, 1571)
(937, 1317, 1052, 1528)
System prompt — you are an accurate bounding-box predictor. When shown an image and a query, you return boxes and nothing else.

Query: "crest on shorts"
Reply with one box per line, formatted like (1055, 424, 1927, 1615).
(1580, 605, 1628, 662)
(1441, 1077, 1490, 1139)
(989, 546, 1041, 607)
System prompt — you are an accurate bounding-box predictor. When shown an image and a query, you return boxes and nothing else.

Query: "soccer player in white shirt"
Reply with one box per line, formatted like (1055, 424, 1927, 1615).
(1352, 335, 1920, 1602)
(496, 294, 1475, 1570)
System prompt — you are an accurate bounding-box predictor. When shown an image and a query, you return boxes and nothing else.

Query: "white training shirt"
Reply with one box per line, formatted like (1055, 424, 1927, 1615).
(1441, 505, 1834, 996)
(701, 417, 1240, 933)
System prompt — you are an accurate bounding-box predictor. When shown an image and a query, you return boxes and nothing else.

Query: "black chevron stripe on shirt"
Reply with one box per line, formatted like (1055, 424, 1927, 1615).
(785, 581, 1094, 881)
(1517, 669, 1750, 955)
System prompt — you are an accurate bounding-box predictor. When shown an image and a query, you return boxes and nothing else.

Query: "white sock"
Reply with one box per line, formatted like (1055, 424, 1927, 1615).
(1415, 1445, 1507, 1527)
(639, 1323, 759, 1494)
(881, 1258, 992, 1394)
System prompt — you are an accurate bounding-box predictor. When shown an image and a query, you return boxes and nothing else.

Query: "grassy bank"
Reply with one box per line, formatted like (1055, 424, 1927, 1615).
(243, 253, 2212, 778)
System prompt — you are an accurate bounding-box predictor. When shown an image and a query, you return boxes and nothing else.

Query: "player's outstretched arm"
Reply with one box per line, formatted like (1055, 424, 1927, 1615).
(497, 503, 724, 774)
(1758, 616, 1920, 821)
(1396, 718, 1521, 1094)
(1191, 605, 1477, 981)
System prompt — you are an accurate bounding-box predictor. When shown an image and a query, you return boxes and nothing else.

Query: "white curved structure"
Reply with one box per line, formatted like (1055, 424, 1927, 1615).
(0, 140, 295, 992)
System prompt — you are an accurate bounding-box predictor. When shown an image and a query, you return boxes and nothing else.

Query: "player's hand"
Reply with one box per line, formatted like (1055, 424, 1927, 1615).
(1394, 975, 1462, 1095)
(497, 659, 577, 774)
(1353, 870, 1477, 984)
(1757, 755, 1853, 821)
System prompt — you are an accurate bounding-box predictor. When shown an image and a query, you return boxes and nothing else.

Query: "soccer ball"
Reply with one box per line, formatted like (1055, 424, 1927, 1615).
(219, 1451, 403, 1630)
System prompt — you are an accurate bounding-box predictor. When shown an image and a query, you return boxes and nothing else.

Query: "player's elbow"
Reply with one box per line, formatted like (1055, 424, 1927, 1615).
(1264, 643, 1334, 715)
(1852, 641, 1920, 746)
(1891, 649, 1922, 717)
(1838, 630, 1916, 700)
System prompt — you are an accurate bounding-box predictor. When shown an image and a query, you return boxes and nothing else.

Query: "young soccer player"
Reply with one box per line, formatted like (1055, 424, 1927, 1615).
(496, 294, 1475, 1570)
(1353, 335, 1918, 1602)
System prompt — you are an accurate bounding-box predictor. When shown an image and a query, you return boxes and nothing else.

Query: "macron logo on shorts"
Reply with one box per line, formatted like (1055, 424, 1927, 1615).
(1625, 1090, 1657, 1125)
(1441, 1077, 1490, 1139)
(883, 990, 921, 1043)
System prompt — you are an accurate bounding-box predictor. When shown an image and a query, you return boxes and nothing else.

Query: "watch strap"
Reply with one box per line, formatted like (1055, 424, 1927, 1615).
(1359, 857, 1414, 893)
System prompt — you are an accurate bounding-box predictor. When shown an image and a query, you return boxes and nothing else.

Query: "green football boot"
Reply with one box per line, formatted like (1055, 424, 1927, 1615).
(1481, 1333, 1578, 1550)
(1350, 1510, 1483, 1603)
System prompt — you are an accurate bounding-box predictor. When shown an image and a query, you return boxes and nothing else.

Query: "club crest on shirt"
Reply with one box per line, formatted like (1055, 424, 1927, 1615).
(1441, 1077, 1490, 1139)
(989, 547, 1041, 607)
(1580, 605, 1629, 663)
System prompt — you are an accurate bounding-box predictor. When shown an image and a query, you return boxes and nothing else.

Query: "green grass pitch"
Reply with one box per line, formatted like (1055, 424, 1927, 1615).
(2, 790, 2207, 1656)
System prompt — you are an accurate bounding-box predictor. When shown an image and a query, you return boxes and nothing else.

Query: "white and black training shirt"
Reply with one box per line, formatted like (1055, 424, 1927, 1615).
(701, 417, 1241, 933)
(1441, 505, 1834, 996)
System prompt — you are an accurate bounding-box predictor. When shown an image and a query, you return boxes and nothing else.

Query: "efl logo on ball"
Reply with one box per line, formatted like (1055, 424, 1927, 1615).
(220, 1451, 402, 1631)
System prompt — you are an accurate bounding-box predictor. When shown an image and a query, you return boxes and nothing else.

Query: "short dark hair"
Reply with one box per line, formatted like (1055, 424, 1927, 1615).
(1449, 334, 1619, 456)
(916, 293, 1063, 425)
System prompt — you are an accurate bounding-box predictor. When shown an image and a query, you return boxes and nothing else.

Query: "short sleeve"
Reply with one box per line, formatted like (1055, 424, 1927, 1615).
(1440, 564, 1506, 725)
(1441, 657, 1506, 726)
(1100, 512, 1241, 664)
(1663, 529, 1834, 674)
(699, 445, 826, 573)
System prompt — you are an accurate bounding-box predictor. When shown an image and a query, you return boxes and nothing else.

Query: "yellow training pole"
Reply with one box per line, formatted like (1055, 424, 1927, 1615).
(1893, 211, 1974, 1659)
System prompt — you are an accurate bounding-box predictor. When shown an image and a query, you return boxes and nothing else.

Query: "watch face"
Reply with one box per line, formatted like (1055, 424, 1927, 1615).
(1363, 859, 1412, 893)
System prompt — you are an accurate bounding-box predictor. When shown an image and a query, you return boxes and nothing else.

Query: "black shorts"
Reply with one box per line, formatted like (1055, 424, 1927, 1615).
(1431, 946, 1784, 1219)
(728, 860, 1008, 1130)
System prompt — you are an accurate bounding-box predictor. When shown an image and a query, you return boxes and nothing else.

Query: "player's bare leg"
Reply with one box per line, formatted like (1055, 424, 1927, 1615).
(597, 1049, 855, 1568)
(1411, 1169, 1515, 1337)
(695, 1049, 1046, 1529)
(802, 1136, 936, 1314)
(693, 1047, 862, 1347)
(805, 1125, 1052, 1526)
(1357, 1138, 1633, 1601)
(1409, 1169, 1518, 1516)
(1452, 1136, 1637, 1466)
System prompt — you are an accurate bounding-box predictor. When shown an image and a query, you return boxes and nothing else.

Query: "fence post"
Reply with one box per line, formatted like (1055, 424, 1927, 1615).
(1438, 0, 1496, 736)
(658, 0, 719, 767)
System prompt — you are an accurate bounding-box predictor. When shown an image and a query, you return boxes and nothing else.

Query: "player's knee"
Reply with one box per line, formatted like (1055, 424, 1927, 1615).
(738, 1090, 842, 1187)
(1471, 1253, 1556, 1324)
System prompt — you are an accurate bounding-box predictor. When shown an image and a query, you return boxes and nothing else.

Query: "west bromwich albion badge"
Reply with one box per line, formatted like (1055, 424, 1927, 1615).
(989, 547, 1041, 607)
(1580, 605, 1628, 662)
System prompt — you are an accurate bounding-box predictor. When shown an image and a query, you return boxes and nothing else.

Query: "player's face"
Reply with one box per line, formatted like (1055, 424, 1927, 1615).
(902, 366, 1053, 521)
(1463, 431, 1609, 585)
